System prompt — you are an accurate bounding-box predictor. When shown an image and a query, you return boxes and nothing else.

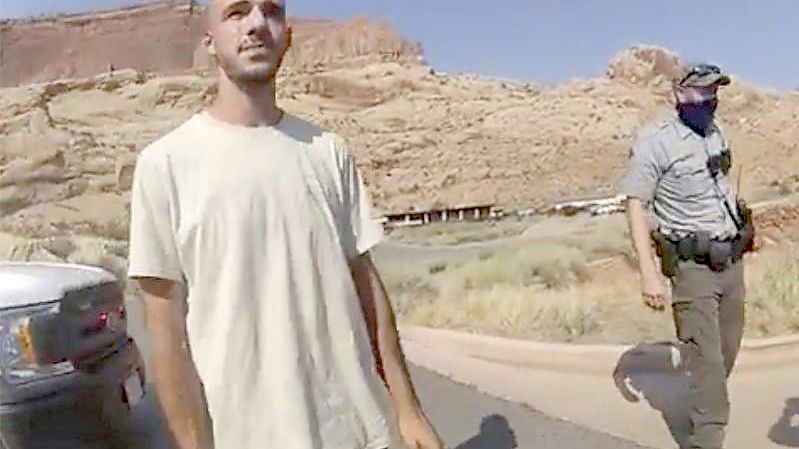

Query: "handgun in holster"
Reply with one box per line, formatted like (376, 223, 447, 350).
(651, 230, 679, 278)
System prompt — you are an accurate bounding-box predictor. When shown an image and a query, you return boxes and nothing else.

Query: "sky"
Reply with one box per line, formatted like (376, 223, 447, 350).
(1, 1, 795, 91)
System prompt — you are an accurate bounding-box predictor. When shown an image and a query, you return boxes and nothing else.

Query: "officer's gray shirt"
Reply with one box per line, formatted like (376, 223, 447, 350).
(620, 112, 740, 239)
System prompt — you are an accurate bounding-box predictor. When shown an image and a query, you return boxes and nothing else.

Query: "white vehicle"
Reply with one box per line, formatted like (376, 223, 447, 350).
(0, 262, 146, 449)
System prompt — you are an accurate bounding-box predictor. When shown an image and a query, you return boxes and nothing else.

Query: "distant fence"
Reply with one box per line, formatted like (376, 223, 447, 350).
(382, 204, 503, 229)
(543, 194, 627, 217)
(382, 195, 627, 228)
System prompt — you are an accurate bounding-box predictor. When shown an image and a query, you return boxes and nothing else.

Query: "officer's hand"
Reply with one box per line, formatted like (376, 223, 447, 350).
(641, 274, 668, 312)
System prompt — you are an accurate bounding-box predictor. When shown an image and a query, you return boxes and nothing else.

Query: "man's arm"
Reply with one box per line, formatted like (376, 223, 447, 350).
(137, 278, 214, 449)
(349, 252, 443, 449)
(625, 197, 667, 311)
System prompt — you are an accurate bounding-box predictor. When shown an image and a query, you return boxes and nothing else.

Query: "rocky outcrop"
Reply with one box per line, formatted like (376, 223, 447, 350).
(0, 1, 200, 87)
(605, 45, 683, 89)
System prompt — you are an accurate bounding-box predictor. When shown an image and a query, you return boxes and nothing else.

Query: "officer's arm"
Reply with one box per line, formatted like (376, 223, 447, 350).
(138, 278, 214, 449)
(621, 133, 664, 287)
(625, 197, 660, 283)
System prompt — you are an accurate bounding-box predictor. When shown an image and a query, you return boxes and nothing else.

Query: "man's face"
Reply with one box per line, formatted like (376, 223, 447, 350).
(205, 0, 290, 83)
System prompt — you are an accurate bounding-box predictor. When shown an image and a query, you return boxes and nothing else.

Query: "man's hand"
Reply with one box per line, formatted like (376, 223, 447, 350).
(641, 271, 668, 311)
(398, 409, 443, 449)
(349, 253, 443, 449)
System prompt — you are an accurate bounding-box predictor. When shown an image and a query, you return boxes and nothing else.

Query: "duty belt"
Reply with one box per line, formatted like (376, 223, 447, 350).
(670, 232, 738, 271)
(653, 228, 752, 276)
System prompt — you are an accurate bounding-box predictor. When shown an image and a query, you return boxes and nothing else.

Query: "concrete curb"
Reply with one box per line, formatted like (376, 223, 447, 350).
(739, 333, 799, 349)
(400, 326, 799, 375)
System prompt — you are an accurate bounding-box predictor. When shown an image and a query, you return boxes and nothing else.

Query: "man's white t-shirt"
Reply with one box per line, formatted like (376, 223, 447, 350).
(127, 111, 399, 449)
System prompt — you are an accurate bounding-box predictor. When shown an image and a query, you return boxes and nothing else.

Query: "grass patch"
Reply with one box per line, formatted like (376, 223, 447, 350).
(564, 217, 632, 260)
(405, 284, 603, 342)
(386, 218, 533, 245)
(381, 241, 606, 341)
(382, 217, 799, 343)
(745, 241, 799, 337)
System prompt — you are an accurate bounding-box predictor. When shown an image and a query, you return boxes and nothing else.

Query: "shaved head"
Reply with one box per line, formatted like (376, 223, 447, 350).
(202, 0, 290, 84)
(207, 0, 285, 28)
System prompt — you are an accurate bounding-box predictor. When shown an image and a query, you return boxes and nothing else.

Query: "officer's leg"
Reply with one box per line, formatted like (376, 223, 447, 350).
(672, 261, 727, 449)
(719, 261, 745, 377)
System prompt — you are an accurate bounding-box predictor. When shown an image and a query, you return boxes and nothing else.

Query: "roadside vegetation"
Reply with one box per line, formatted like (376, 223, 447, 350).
(381, 215, 799, 343)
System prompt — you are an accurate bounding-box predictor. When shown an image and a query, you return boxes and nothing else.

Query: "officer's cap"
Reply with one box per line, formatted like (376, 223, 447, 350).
(674, 63, 731, 88)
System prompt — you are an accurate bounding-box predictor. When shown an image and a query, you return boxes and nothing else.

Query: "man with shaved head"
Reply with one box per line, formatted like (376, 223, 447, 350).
(127, 1, 442, 449)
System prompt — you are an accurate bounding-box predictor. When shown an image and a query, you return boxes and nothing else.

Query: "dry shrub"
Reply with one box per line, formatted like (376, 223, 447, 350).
(405, 284, 602, 342)
(380, 241, 602, 341)
(382, 221, 799, 343)
(565, 216, 632, 260)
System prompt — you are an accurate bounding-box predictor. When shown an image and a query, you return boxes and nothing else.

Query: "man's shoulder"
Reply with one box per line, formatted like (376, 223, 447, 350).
(635, 113, 681, 142)
(282, 113, 352, 163)
(282, 113, 346, 145)
(629, 113, 683, 158)
(138, 114, 203, 164)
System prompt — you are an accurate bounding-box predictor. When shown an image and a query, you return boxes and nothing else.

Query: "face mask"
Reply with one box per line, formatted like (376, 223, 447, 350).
(678, 100, 717, 135)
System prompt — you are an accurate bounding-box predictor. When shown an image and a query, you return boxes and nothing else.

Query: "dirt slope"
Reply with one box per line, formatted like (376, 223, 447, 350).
(1, 13, 798, 276)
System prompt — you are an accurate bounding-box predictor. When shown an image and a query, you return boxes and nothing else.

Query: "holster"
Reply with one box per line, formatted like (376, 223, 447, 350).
(731, 199, 756, 258)
(651, 230, 679, 277)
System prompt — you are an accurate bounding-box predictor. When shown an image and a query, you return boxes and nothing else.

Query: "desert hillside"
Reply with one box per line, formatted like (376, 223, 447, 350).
(2, 45, 798, 213)
(1, 4, 799, 279)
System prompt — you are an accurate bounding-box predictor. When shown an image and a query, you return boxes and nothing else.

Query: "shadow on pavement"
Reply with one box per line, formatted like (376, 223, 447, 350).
(122, 390, 522, 449)
(769, 397, 799, 447)
(613, 342, 692, 449)
(454, 413, 517, 449)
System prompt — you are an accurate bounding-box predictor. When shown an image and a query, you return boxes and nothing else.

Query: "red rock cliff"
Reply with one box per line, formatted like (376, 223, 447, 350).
(0, 0, 423, 87)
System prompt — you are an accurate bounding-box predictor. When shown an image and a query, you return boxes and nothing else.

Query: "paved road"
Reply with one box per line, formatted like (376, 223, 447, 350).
(118, 296, 651, 449)
(403, 327, 799, 449)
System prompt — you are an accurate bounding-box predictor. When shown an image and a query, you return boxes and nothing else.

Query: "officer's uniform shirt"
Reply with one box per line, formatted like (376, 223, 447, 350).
(621, 112, 740, 239)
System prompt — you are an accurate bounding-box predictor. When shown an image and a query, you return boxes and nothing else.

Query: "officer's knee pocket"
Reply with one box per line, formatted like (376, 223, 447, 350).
(673, 301, 698, 344)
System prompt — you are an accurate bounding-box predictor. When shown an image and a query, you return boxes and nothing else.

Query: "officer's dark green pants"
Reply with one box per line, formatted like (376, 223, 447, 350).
(671, 260, 745, 449)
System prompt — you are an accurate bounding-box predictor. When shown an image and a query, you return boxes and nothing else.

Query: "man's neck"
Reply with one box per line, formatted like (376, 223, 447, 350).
(208, 72, 282, 127)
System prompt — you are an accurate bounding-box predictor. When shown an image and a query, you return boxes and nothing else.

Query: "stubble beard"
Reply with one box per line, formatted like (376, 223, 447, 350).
(221, 46, 288, 86)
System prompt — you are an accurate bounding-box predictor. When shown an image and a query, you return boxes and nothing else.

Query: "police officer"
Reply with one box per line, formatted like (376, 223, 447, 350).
(621, 62, 754, 449)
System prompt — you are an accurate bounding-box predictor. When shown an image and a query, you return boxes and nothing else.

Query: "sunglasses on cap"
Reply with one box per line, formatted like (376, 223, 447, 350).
(679, 63, 723, 86)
